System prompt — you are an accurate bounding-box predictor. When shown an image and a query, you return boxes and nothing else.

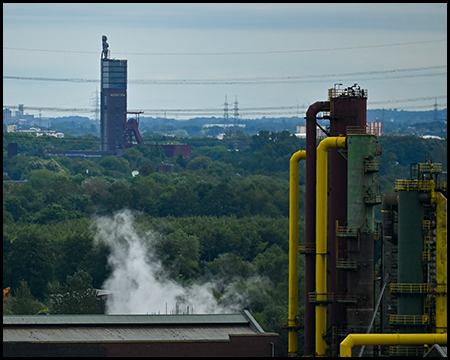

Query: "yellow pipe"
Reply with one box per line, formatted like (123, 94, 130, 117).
(316, 136, 346, 356)
(288, 150, 306, 356)
(434, 192, 447, 333)
(340, 333, 447, 357)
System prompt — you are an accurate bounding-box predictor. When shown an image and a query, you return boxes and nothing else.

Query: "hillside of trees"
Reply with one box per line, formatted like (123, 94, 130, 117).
(2, 130, 447, 356)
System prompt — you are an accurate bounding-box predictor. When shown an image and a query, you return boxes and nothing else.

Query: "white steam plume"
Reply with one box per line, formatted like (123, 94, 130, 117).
(92, 210, 251, 314)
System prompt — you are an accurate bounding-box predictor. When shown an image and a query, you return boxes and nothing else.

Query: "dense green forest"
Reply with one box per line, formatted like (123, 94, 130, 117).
(2, 130, 447, 356)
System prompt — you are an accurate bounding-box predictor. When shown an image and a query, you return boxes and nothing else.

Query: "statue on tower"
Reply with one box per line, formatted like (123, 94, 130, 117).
(102, 35, 109, 59)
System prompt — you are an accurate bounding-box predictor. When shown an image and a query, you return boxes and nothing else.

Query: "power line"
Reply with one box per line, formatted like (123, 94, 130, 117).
(370, 95, 447, 105)
(3, 76, 99, 83)
(4, 96, 446, 117)
(368, 103, 446, 111)
(3, 39, 446, 56)
(3, 65, 446, 85)
(130, 71, 446, 85)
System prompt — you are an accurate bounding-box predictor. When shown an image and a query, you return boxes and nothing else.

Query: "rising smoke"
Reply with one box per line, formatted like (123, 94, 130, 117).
(92, 210, 259, 314)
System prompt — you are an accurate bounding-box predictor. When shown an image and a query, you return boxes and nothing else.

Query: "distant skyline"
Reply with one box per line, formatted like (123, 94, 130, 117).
(3, 3, 447, 119)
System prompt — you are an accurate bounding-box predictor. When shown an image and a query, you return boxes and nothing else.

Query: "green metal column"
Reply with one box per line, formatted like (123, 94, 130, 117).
(397, 189, 425, 332)
(345, 134, 379, 349)
(347, 134, 379, 232)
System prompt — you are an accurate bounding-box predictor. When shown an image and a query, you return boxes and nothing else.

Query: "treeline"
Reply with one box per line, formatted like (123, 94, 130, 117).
(3, 167, 296, 221)
(8, 108, 445, 138)
(3, 214, 294, 303)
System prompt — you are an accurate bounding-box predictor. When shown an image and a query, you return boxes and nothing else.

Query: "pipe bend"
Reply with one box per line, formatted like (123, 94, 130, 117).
(340, 333, 448, 357)
(290, 150, 306, 164)
(340, 334, 356, 351)
(317, 136, 346, 152)
(382, 192, 398, 209)
(306, 101, 330, 120)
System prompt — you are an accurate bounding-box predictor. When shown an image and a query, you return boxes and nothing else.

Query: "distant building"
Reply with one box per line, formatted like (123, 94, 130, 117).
(3, 108, 12, 123)
(36, 130, 64, 138)
(295, 125, 323, 138)
(160, 144, 191, 160)
(6, 124, 16, 132)
(6, 125, 64, 138)
(159, 163, 175, 173)
(367, 121, 383, 136)
(45, 150, 103, 158)
(422, 135, 444, 140)
(202, 124, 245, 128)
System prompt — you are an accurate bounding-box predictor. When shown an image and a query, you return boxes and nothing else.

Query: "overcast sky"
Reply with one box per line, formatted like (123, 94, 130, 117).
(3, 3, 447, 120)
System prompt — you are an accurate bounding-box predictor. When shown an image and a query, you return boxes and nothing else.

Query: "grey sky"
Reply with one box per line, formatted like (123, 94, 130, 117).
(3, 3, 447, 119)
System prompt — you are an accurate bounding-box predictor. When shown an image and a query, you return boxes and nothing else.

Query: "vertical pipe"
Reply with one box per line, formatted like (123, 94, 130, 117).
(434, 192, 447, 333)
(288, 150, 306, 356)
(305, 101, 330, 356)
(316, 136, 346, 356)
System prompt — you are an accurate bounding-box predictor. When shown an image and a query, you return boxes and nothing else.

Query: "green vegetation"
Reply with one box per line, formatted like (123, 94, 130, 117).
(2, 130, 447, 356)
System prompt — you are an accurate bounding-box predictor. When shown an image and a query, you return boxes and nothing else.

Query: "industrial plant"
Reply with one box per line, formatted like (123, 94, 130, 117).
(3, 37, 447, 357)
(287, 84, 447, 356)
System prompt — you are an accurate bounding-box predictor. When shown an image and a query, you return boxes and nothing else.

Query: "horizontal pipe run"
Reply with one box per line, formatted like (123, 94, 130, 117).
(340, 333, 447, 357)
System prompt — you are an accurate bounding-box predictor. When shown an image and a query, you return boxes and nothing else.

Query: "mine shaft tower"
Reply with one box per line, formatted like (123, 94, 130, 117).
(100, 35, 128, 152)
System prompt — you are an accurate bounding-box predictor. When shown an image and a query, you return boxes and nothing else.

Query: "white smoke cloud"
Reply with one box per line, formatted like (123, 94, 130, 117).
(92, 209, 255, 314)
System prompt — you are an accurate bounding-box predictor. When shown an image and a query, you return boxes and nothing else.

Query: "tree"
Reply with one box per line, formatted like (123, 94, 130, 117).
(175, 154, 188, 169)
(156, 229, 201, 280)
(129, 177, 159, 215)
(250, 130, 271, 151)
(99, 155, 131, 177)
(200, 181, 238, 216)
(107, 181, 131, 211)
(4, 196, 26, 222)
(3, 206, 14, 224)
(34, 204, 70, 224)
(55, 229, 95, 283)
(3, 154, 34, 180)
(9, 226, 55, 300)
(71, 159, 104, 177)
(253, 244, 288, 285)
(207, 161, 235, 178)
(43, 175, 78, 204)
(26, 168, 57, 189)
(204, 253, 253, 282)
(138, 162, 154, 176)
(26, 158, 67, 174)
(48, 269, 100, 314)
(10, 280, 47, 315)
(80, 177, 110, 208)
(186, 156, 212, 170)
